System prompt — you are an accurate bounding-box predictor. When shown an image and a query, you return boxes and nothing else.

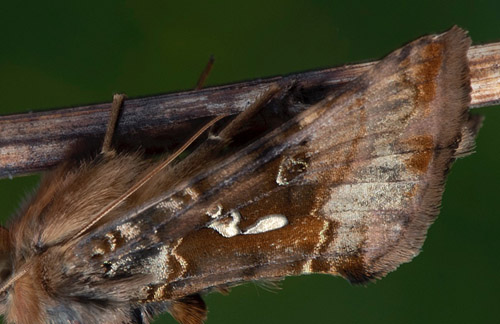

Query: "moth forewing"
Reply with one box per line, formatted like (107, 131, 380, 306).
(121, 26, 477, 294)
(0, 26, 480, 324)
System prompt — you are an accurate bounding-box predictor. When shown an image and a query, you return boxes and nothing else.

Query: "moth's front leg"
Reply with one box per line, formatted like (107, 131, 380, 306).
(101, 93, 126, 157)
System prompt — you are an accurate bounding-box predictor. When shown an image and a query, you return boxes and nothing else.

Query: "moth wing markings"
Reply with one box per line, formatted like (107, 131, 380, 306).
(147, 27, 476, 296)
(135, 75, 394, 296)
(242, 214, 288, 235)
(76, 28, 476, 302)
(69, 90, 282, 313)
(207, 208, 288, 238)
(305, 26, 476, 279)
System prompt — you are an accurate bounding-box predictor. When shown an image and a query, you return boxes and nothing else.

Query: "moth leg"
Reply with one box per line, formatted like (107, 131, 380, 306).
(176, 84, 280, 173)
(100, 93, 126, 157)
(195, 55, 215, 90)
(101, 56, 212, 159)
(216, 83, 281, 142)
(168, 294, 207, 324)
(195, 57, 279, 141)
(103, 55, 212, 158)
(181, 84, 281, 165)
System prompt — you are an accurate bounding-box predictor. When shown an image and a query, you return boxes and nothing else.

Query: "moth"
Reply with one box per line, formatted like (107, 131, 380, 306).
(0, 26, 481, 324)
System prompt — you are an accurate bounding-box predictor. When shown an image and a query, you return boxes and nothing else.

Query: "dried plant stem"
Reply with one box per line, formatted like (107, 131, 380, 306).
(0, 42, 499, 178)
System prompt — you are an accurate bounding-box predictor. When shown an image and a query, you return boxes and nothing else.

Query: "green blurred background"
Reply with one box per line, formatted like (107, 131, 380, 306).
(0, 1, 499, 323)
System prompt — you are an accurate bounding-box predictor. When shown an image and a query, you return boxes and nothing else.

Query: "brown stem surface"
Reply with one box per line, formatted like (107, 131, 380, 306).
(1, 42, 499, 178)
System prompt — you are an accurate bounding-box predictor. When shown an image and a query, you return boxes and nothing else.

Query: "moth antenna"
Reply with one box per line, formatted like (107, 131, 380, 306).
(195, 55, 215, 90)
(101, 93, 126, 157)
(72, 114, 227, 240)
(0, 260, 31, 295)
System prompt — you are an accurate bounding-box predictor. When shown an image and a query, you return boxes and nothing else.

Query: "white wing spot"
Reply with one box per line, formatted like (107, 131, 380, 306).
(207, 207, 289, 238)
(208, 210, 242, 238)
(244, 214, 288, 234)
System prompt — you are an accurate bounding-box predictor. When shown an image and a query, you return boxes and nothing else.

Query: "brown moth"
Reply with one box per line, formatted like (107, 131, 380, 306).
(0, 26, 481, 324)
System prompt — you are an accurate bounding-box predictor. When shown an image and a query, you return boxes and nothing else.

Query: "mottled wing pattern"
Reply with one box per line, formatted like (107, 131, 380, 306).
(150, 26, 476, 292)
(68, 27, 477, 323)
